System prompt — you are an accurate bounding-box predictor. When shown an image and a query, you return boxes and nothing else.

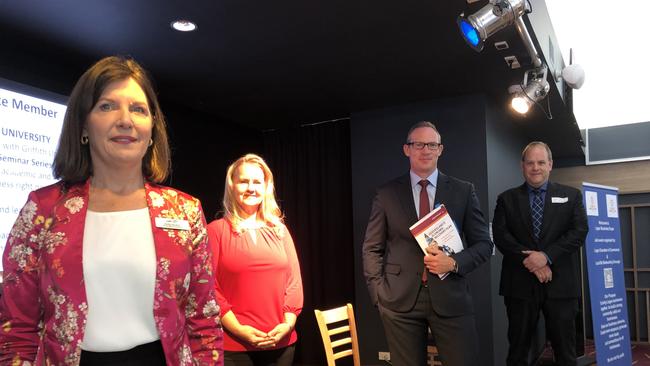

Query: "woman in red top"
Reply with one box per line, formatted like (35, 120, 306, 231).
(208, 153, 303, 366)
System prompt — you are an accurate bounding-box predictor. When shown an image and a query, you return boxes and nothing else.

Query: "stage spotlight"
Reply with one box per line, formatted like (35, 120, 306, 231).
(510, 67, 550, 114)
(457, 0, 529, 52)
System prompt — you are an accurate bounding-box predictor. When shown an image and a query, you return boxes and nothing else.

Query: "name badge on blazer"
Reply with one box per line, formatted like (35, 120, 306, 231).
(155, 217, 190, 230)
(551, 197, 568, 204)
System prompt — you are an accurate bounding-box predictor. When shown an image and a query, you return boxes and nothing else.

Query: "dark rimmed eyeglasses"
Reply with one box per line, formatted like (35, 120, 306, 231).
(406, 141, 442, 150)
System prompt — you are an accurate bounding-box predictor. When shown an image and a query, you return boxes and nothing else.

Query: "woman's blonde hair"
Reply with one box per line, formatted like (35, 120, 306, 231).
(223, 154, 284, 233)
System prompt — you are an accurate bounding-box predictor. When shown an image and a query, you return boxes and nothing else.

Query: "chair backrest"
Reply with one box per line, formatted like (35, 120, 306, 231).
(314, 303, 361, 366)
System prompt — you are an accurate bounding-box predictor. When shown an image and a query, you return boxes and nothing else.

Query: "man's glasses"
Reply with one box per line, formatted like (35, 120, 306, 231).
(406, 141, 441, 150)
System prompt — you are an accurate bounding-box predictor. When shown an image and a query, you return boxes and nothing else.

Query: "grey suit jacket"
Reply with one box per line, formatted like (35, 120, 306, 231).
(362, 172, 493, 316)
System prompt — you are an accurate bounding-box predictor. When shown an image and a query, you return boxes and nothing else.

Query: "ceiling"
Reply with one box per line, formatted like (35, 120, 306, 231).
(0, 0, 583, 161)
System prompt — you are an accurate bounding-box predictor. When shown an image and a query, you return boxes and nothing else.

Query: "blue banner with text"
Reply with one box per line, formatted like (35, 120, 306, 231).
(582, 182, 632, 365)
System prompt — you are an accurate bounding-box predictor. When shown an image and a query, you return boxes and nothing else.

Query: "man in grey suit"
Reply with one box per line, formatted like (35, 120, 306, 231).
(493, 141, 588, 366)
(362, 121, 493, 366)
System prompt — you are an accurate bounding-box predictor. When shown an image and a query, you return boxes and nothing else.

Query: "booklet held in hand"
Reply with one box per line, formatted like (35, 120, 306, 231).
(409, 204, 464, 279)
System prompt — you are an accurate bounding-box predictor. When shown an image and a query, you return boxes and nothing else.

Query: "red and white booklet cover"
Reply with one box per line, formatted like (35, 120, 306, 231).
(409, 204, 463, 279)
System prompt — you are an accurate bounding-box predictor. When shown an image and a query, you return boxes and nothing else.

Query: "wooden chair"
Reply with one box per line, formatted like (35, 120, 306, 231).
(314, 303, 361, 366)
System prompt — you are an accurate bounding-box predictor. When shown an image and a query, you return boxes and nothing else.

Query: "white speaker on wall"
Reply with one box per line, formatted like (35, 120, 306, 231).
(555, 48, 585, 89)
(560, 64, 585, 89)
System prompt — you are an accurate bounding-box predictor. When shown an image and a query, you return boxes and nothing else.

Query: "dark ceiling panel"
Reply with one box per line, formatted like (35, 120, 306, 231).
(0, 0, 583, 159)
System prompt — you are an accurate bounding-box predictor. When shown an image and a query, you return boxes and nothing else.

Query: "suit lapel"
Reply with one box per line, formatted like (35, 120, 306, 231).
(434, 172, 449, 208)
(396, 174, 419, 225)
(516, 183, 535, 239)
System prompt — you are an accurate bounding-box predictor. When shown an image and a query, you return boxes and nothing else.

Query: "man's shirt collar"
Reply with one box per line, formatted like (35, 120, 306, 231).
(526, 181, 549, 193)
(410, 169, 438, 189)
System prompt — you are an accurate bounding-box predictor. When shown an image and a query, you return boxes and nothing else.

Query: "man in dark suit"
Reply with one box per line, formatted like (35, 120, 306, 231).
(493, 141, 588, 366)
(362, 121, 493, 366)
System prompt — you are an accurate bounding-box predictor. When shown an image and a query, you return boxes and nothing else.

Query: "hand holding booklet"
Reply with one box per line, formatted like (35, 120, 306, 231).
(409, 204, 463, 279)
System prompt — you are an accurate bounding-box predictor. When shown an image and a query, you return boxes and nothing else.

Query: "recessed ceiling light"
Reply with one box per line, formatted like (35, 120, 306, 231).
(171, 20, 197, 32)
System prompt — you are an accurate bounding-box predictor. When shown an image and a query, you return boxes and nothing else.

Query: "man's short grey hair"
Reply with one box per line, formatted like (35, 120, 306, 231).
(521, 141, 553, 161)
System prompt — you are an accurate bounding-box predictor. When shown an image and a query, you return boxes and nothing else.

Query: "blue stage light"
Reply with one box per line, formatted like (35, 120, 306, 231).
(459, 19, 480, 47)
(457, 0, 528, 52)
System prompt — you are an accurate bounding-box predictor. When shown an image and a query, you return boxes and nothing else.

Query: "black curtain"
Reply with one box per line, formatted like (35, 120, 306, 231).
(262, 120, 355, 365)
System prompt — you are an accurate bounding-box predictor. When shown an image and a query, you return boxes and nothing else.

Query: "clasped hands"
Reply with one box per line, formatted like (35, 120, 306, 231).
(522, 250, 552, 283)
(424, 244, 455, 274)
(237, 323, 292, 349)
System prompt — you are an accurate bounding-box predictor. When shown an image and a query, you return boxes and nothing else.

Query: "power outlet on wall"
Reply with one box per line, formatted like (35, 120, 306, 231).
(378, 351, 391, 361)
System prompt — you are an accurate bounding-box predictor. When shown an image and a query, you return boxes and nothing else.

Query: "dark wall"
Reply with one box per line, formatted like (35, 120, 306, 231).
(485, 96, 529, 215)
(163, 102, 263, 219)
(350, 94, 494, 365)
(0, 26, 93, 99)
(485, 95, 530, 366)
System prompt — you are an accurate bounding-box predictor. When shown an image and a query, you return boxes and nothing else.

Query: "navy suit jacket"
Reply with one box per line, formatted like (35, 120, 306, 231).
(493, 181, 588, 299)
(362, 172, 493, 317)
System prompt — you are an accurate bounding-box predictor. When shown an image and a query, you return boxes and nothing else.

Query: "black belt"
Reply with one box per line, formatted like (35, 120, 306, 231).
(80, 340, 166, 366)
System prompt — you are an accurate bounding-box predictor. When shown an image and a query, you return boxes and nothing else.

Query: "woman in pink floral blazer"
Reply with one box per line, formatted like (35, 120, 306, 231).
(0, 56, 223, 365)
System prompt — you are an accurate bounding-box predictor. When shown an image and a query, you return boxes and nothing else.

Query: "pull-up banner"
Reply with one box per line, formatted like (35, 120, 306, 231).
(582, 182, 632, 365)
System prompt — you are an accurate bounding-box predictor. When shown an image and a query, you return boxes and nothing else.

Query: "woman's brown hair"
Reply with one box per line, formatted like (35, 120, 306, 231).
(53, 56, 171, 183)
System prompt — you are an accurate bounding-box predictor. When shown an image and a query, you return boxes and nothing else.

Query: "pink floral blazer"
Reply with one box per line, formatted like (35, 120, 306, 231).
(0, 180, 223, 366)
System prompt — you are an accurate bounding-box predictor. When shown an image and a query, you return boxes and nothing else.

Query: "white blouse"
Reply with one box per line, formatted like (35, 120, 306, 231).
(81, 208, 159, 352)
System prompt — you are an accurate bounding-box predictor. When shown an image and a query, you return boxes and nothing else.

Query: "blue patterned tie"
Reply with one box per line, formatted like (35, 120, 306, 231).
(532, 189, 544, 239)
